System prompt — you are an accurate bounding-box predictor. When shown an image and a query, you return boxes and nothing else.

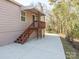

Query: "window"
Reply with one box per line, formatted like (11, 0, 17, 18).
(32, 15, 37, 21)
(21, 11, 25, 21)
(32, 15, 35, 22)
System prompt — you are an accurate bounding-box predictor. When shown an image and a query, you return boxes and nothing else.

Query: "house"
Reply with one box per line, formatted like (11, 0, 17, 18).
(0, 0, 45, 46)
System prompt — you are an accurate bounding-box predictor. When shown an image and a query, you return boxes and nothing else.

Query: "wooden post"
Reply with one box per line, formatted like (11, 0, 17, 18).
(43, 15, 45, 37)
(36, 12, 40, 39)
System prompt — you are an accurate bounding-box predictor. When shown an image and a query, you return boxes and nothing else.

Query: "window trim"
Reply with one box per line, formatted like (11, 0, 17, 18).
(21, 11, 26, 21)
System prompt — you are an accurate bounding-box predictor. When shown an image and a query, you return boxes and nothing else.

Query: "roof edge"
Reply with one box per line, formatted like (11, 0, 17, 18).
(22, 6, 45, 16)
(6, 0, 23, 7)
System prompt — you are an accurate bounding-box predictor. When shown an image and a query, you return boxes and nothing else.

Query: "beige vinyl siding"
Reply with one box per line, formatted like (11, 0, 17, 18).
(0, 0, 27, 46)
(0, 0, 39, 46)
(0, 0, 22, 32)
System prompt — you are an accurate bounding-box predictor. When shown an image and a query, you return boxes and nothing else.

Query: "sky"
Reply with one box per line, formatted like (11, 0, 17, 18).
(15, 0, 50, 6)
(15, 0, 51, 9)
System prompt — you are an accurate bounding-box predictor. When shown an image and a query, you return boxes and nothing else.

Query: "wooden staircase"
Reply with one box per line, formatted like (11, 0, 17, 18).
(15, 21, 46, 44)
(15, 23, 35, 44)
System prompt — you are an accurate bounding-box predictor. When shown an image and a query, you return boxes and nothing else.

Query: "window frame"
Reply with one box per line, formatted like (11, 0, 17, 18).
(21, 11, 26, 21)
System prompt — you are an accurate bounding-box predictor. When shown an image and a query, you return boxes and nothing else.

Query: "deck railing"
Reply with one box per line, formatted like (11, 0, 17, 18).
(33, 21, 46, 29)
(15, 20, 46, 44)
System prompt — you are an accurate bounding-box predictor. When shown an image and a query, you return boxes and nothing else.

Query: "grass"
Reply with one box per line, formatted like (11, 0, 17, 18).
(76, 50, 79, 59)
(61, 37, 77, 59)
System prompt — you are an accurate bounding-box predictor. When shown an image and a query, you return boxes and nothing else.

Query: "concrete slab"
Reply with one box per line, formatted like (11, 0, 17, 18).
(0, 34, 66, 59)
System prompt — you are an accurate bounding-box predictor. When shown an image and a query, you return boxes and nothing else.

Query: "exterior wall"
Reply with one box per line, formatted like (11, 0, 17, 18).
(40, 16, 45, 21)
(25, 11, 33, 26)
(25, 11, 37, 39)
(25, 11, 45, 39)
(0, 0, 27, 46)
(0, 0, 43, 46)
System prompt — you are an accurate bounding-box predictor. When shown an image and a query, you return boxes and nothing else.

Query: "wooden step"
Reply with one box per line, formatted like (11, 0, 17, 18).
(15, 21, 45, 44)
(15, 23, 34, 44)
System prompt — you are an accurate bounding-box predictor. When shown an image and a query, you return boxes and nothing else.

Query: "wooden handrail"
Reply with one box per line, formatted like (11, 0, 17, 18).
(34, 21, 46, 29)
(15, 22, 35, 44)
(15, 20, 46, 44)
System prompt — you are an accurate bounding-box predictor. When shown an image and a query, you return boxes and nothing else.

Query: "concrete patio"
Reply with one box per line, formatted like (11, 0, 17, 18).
(0, 34, 66, 59)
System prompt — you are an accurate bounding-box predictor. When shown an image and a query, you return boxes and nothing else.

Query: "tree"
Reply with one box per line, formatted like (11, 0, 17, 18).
(48, 0, 79, 42)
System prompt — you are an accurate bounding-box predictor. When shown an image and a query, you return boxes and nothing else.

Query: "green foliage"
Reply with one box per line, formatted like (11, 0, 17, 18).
(48, 0, 56, 4)
(71, 24, 79, 38)
(47, 0, 79, 39)
(47, 25, 52, 33)
(61, 38, 77, 59)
